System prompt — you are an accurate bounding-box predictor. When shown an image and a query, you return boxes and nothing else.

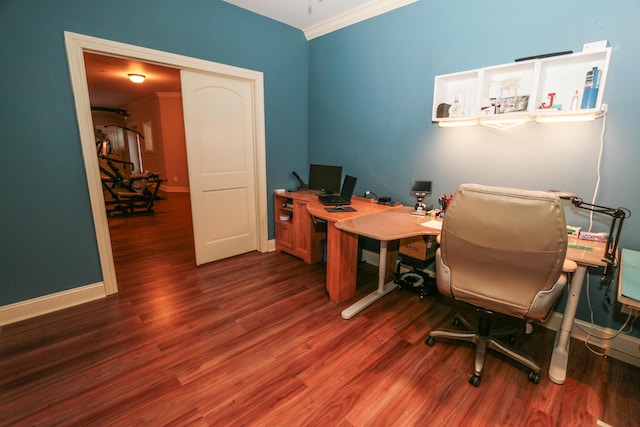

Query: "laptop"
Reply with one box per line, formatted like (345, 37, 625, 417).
(318, 175, 357, 206)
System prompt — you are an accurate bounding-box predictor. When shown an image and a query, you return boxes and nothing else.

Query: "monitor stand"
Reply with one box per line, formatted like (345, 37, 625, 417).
(411, 196, 427, 215)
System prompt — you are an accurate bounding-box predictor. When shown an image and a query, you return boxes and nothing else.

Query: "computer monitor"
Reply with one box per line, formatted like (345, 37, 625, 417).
(411, 180, 432, 197)
(308, 164, 343, 194)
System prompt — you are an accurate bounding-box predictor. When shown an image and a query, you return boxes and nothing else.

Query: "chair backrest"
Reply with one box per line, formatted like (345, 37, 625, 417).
(437, 183, 568, 319)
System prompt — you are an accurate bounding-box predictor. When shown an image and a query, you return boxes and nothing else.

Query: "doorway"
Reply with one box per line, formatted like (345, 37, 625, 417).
(65, 31, 268, 296)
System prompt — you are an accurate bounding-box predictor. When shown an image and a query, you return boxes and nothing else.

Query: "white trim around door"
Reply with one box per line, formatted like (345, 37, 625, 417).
(64, 31, 268, 297)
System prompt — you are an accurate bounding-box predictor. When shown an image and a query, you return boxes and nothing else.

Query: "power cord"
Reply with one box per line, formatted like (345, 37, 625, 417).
(576, 271, 640, 357)
(364, 190, 378, 200)
(575, 108, 635, 357)
(587, 106, 607, 232)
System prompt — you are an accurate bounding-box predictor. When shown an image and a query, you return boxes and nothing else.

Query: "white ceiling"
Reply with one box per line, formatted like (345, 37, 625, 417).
(223, 0, 375, 30)
(223, 0, 416, 39)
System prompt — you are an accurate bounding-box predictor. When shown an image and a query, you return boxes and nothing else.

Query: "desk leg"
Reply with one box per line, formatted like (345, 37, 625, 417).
(341, 240, 398, 319)
(548, 265, 587, 385)
(326, 222, 358, 303)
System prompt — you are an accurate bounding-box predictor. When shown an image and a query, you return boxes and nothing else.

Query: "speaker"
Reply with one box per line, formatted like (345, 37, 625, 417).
(436, 103, 451, 118)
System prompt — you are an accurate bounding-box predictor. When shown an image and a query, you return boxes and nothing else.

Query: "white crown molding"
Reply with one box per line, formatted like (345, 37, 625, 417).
(304, 0, 418, 40)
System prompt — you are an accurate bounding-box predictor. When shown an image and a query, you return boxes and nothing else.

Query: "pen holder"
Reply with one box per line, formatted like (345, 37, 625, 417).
(439, 194, 453, 213)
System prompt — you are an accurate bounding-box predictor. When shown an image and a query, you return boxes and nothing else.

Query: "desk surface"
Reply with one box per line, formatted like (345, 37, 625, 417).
(335, 208, 605, 267)
(304, 193, 400, 222)
(335, 206, 442, 241)
(566, 236, 607, 267)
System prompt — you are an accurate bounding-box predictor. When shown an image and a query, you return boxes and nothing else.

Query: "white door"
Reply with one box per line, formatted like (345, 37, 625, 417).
(181, 70, 258, 265)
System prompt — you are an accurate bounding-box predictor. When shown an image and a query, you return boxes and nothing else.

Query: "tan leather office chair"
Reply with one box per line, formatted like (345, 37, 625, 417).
(425, 184, 577, 386)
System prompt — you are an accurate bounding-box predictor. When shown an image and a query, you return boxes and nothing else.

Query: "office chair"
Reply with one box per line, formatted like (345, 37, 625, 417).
(425, 184, 577, 386)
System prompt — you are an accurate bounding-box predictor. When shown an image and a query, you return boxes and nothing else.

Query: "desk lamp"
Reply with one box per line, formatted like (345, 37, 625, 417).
(410, 180, 432, 215)
(556, 191, 630, 286)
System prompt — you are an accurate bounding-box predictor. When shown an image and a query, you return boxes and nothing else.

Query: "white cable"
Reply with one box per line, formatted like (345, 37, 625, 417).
(587, 110, 607, 232)
(579, 113, 609, 356)
(577, 272, 639, 356)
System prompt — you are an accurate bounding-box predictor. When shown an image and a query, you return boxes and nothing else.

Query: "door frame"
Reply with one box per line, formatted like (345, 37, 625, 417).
(64, 31, 268, 295)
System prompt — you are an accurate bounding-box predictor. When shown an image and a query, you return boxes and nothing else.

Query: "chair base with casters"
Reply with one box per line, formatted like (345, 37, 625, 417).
(425, 308, 541, 387)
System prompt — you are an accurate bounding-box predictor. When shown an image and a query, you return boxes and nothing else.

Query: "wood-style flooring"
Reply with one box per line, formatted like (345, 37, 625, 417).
(1, 193, 639, 426)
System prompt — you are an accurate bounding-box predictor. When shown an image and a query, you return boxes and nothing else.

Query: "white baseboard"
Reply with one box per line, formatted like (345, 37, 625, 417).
(543, 313, 640, 368)
(160, 184, 190, 193)
(0, 282, 107, 326)
(3, 239, 277, 327)
(362, 249, 640, 368)
(361, 248, 379, 266)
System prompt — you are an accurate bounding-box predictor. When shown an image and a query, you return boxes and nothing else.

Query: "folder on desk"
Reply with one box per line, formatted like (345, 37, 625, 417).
(421, 219, 442, 230)
(618, 249, 640, 309)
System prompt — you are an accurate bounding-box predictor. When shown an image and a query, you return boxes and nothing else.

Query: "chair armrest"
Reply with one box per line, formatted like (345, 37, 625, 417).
(563, 259, 578, 273)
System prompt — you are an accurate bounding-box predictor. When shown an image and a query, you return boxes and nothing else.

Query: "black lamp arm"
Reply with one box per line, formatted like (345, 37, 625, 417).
(569, 197, 629, 261)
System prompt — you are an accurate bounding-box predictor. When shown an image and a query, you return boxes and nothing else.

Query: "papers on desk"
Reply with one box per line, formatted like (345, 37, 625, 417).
(421, 219, 442, 230)
(620, 249, 640, 302)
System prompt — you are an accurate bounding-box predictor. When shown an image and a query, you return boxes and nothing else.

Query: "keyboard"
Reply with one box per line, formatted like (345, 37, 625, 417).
(318, 195, 349, 205)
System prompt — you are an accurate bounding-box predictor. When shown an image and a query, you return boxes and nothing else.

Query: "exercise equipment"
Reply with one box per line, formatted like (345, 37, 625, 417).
(102, 170, 163, 217)
(95, 127, 164, 216)
(99, 155, 139, 192)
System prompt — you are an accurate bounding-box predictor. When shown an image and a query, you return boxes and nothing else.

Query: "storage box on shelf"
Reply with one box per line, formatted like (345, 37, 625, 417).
(432, 42, 611, 129)
(274, 191, 326, 264)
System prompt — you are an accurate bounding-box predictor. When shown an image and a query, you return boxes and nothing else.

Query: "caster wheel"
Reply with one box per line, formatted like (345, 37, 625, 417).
(468, 373, 481, 387)
(452, 317, 461, 327)
(425, 336, 436, 346)
(528, 372, 540, 384)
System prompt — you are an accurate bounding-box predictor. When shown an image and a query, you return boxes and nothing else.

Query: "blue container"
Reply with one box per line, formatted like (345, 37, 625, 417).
(581, 67, 600, 109)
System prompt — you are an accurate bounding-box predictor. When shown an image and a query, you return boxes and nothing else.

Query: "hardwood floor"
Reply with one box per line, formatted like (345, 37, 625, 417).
(1, 193, 638, 426)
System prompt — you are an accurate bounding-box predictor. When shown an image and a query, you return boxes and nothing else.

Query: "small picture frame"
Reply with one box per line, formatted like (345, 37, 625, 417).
(497, 95, 529, 114)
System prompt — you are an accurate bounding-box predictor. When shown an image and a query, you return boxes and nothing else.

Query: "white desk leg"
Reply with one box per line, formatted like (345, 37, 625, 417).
(548, 265, 587, 384)
(341, 240, 398, 320)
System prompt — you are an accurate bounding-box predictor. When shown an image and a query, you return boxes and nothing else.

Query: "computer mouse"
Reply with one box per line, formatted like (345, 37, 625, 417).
(334, 205, 344, 210)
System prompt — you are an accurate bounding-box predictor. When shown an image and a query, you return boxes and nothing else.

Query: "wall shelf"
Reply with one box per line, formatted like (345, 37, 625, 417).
(432, 42, 611, 129)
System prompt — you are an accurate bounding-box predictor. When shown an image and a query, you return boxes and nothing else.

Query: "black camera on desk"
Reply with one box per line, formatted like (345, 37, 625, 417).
(411, 180, 432, 215)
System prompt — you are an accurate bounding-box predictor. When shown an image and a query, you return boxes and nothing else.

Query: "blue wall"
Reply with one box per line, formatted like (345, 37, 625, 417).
(308, 0, 640, 334)
(0, 0, 308, 305)
(1, 0, 639, 337)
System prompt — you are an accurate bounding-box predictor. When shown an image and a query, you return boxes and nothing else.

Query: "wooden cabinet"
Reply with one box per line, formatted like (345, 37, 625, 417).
(274, 191, 326, 264)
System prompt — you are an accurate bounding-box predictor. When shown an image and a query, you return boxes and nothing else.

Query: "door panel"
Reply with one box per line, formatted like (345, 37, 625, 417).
(181, 70, 257, 265)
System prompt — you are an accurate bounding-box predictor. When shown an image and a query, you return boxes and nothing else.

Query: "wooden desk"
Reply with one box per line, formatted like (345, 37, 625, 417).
(306, 196, 401, 304)
(335, 207, 442, 319)
(548, 236, 608, 384)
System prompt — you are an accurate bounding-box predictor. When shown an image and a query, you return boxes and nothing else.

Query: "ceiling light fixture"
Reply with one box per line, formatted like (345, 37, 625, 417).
(128, 73, 145, 83)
